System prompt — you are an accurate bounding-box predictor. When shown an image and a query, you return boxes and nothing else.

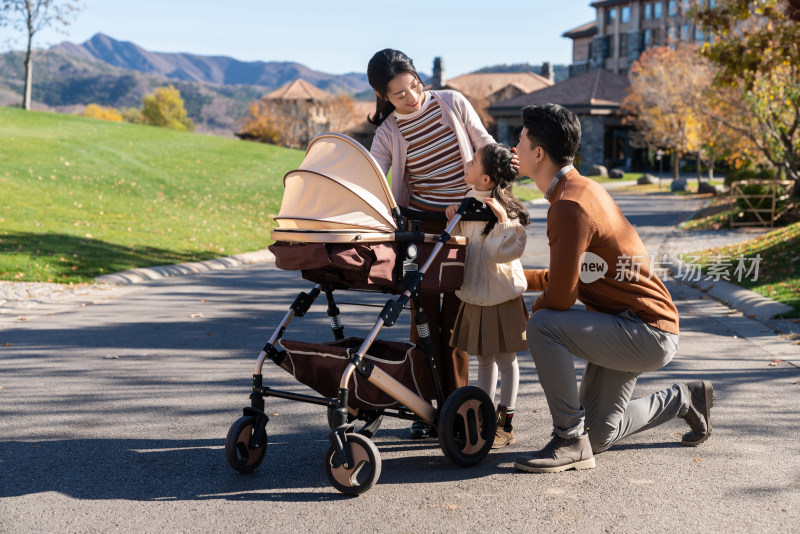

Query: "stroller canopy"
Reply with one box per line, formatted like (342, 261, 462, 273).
(274, 133, 398, 238)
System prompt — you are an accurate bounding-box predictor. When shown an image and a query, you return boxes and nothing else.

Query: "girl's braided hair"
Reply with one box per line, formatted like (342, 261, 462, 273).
(480, 143, 530, 235)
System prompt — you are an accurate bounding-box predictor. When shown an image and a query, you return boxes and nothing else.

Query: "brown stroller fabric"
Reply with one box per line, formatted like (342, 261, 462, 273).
(279, 337, 424, 410)
(269, 242, 398, 291)
(269, 240, 466, 293)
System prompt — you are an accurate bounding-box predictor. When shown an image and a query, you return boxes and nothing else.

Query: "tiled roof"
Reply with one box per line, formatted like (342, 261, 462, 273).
(489, 69, 630, 111)
(562, 20, 598, 39)
(263, 79, 332, 101)
(441, 72, 554, 100)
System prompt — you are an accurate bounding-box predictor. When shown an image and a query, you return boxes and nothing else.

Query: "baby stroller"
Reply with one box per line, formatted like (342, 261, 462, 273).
(224, 133, 497, 495)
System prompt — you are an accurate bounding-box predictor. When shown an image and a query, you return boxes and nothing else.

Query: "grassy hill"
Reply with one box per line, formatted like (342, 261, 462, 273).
(0, 50, 266, 136)
(0, 107, 304, 283)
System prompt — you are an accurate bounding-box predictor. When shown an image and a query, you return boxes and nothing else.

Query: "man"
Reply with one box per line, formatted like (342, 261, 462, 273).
(513, 104, 713, 474)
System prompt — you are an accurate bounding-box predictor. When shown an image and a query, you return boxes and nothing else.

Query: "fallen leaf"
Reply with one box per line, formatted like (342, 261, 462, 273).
(200, 299, 207, 303)
(189, 313, 204, 318)
(17, 317, 27, 322)
(3, 343, 12, 347)
(768, 360, 781, 366)
(693, 458, 702, 463)
(444, 504, 459, 510)
(207, 332, 213, 336)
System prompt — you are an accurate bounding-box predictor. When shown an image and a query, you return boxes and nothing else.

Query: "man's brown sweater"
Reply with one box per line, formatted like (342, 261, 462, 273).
(525, 169, 679, 334)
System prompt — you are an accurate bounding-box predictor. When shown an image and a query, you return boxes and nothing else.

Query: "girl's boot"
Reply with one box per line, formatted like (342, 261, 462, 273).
(492, 405, 515, 449)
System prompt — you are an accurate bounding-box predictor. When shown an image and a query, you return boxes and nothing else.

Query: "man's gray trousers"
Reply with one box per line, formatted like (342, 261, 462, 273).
(527, 308, 686, 453)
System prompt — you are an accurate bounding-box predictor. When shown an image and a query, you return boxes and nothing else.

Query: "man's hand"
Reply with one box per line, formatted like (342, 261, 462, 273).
(484, 198, 508, 223)
(445, 203, 459, 220)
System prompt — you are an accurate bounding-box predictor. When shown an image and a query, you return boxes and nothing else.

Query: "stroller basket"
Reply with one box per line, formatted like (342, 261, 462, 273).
(280, 337, 422, 410)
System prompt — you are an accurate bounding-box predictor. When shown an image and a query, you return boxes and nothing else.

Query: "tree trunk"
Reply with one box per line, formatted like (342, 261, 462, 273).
(697, 153, 702, 184)
(23, 29, 33, 110)
(673, 154, 680, 181)
(708, 161, 714, 181)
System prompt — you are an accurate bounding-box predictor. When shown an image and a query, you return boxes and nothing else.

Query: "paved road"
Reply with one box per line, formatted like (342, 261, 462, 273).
(1, 192, 799, 533)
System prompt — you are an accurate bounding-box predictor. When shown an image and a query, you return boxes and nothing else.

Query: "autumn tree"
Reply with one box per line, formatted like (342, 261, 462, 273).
(1, 0, 80, 110)
(323, 94, 357, 134)
(141, 85, 194, 132)
(237, 100, 284, 144)
(622, 44, 724, 180)
(694, 0, 800, 196)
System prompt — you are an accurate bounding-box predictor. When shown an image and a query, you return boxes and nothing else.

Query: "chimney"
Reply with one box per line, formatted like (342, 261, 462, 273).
(541, 61, 554, 82)
(433, 57, 445, 89)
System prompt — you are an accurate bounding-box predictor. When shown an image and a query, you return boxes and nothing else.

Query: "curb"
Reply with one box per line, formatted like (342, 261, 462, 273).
(94, 249, 275, 285)
(666, 253, 792, 321)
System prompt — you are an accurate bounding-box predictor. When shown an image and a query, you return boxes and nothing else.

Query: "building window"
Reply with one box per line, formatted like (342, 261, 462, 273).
(621, 6, 631, 23)
(668, 0, 678, 15)
(606, 7, 617, 24)
(709, 0, 715, 7)
(644, 3, 652, 19)
(681, 24, 689, 40)
(644, 28, 653, 47)
(654, 2, 663, 18)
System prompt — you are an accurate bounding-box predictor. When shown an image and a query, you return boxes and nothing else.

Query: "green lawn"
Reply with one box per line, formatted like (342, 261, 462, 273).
(0, 107, 304, 283)
(682, 221, 800, 317)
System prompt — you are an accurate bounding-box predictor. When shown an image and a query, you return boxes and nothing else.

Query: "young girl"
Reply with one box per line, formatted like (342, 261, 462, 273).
(446, 143, 530, 449)
(367, 48, 496, 439)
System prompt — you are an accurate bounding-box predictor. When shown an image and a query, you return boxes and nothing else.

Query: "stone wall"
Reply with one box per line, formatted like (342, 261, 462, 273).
(577, 115, 605, 174)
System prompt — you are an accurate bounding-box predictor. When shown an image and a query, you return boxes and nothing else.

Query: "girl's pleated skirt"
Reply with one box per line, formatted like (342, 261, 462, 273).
(450, 295, 529, 355)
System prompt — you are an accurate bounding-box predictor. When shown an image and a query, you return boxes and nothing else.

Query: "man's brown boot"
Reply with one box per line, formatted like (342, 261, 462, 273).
(678, 381, 713, 446)
(514, 432, 595, 473)
(492, 405, 515, 449)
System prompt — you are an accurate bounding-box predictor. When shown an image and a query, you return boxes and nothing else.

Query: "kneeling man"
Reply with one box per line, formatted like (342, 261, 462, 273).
(514, 104, 713, 474)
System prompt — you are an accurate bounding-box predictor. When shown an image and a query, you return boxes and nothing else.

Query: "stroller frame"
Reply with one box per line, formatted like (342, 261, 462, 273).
(225, 198, 497, 496)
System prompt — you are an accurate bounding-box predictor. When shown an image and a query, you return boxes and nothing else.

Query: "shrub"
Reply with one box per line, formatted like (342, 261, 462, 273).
(141, 85, 195, 132)
(81, 103, 123, 122)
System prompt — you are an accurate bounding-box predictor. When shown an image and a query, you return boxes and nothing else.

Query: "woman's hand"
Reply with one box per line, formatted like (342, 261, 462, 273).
(445, 204, 458, 220)
(483, 198, 508, 223)
(510, 147, 520, 174)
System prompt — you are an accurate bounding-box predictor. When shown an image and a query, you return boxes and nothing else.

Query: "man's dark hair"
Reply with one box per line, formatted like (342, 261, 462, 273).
(521, 104, 581, 165)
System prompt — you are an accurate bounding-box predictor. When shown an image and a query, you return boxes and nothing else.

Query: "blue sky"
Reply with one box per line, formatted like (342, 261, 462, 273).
(3, 0, 597, 77)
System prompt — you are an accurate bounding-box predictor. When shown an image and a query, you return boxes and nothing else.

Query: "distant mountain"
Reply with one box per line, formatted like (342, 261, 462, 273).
(0, 49, 265, 135)
(51, 33, 371, 94)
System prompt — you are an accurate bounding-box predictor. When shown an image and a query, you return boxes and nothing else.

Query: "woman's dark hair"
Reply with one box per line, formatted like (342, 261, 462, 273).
(367, 48, 422, 126)
(480, 143, 530, 235)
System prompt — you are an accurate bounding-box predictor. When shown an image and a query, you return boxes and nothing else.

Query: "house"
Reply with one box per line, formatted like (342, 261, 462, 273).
(428, 57, 555, 136)
(236, 79, 373, 148)
(489, 69, 639, 173)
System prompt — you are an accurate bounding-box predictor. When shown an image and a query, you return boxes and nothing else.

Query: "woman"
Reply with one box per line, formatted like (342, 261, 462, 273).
(367, 48, 497, 438)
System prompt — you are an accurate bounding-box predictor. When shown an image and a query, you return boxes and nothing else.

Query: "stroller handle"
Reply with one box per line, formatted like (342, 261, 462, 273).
(400, 203, 496, 223)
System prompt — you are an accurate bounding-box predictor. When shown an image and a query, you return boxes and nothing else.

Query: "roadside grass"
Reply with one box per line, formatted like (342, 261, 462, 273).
(617, 179, 725, 195)
(680, 197, 738, 230)
(0, 107, 304, 283)
(681, 221, 800, 317)
(514, 177, 543, 202)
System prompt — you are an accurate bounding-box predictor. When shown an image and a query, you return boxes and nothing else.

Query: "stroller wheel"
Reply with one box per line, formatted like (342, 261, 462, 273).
(437, 386, 495, 467)
(324, 433, 381, 496)
(326, 407, 384, 439)
(225, 415, 267, 473)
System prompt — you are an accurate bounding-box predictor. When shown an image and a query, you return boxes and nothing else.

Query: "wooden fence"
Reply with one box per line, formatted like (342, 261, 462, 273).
(729, 180, 794, 228)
